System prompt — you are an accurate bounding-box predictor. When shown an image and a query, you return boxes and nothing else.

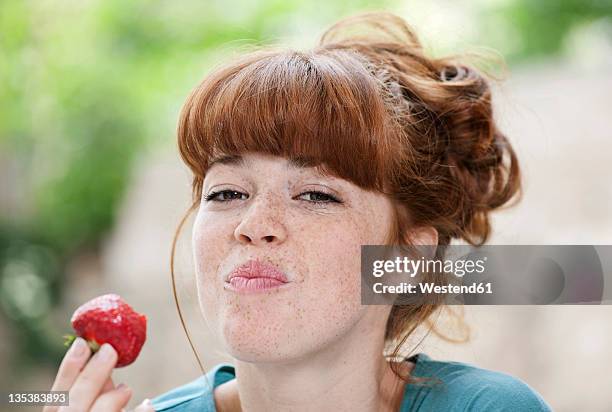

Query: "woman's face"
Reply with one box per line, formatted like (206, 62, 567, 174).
(192, 152, 395, 362)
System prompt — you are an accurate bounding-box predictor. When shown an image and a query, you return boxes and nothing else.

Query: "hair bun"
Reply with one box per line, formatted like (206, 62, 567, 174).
(440, 64, 469, 82)
(315, 11, 521, 245)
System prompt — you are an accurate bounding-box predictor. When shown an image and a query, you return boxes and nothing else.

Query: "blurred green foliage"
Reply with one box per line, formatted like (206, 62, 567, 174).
(479, 0, 612, 63)
(0, 0, 610, 375)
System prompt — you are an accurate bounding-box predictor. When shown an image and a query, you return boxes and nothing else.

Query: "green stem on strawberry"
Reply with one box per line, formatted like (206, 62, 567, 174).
(63, 334, 101, 353)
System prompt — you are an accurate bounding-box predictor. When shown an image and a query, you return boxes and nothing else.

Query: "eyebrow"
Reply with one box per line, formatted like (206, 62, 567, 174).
(208, 154, 322, 171)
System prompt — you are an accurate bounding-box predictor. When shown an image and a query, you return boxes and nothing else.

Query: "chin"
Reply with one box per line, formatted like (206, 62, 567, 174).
(226, 349, 297, 364)
(223, 337, 302, 364)
(219, 319, 307, 363)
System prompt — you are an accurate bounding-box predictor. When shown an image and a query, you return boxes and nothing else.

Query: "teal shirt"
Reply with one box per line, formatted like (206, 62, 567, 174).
(150, 353, 552, 411)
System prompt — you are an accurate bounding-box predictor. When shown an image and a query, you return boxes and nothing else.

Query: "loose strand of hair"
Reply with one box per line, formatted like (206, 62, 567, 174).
(170, 201, 207, 377)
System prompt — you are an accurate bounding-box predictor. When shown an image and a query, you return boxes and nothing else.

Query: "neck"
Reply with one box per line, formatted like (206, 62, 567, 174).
(223, 308, 411, 412)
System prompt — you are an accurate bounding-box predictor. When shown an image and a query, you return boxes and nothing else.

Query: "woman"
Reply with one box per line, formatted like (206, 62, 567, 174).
(46, 11, 552, 412)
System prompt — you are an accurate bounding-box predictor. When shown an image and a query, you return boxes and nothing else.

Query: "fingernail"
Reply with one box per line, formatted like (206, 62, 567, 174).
(140, 398, 151, 406)
(117, 383, 131, 392)
(97, 343, 116, 361)
(70, 337, 87, 356)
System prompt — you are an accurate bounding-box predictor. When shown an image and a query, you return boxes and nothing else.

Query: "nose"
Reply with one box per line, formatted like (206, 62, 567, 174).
(233, 193, 288, 246)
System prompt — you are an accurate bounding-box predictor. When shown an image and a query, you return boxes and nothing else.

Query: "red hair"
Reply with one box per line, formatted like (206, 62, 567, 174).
(171, 11, 522, 388)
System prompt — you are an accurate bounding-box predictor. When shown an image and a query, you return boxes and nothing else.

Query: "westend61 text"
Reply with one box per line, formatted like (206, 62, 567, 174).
(373, 282, 493, 295)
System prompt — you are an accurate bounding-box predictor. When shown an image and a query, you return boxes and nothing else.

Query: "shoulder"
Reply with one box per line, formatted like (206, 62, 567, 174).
(407, 354, 552, 411)
(149, 364, 235, 412)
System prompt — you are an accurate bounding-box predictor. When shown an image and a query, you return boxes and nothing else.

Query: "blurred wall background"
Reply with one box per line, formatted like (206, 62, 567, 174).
(1, 0, 611, 411)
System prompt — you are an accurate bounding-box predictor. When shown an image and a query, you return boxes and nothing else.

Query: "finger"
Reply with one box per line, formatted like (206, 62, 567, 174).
(44, 338, 92, 412)
(66, 343, 118, 411)
(101, 376, 115, 394)
(90, 383, 132, 412)
(134, 399, 155, 412)
(50, 337, 92, 392)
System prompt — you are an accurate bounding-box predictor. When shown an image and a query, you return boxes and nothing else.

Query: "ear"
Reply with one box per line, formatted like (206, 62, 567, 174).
(404, 225, 438, 246)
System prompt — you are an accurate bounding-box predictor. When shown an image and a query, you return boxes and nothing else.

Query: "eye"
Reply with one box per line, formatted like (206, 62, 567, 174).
(203, 189, 341, 205)
(203, 190, 248, 202)
(297, 190, 341, 204)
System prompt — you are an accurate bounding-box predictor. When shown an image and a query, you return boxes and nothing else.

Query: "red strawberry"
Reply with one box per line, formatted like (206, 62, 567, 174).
(64, 293, 147, 368)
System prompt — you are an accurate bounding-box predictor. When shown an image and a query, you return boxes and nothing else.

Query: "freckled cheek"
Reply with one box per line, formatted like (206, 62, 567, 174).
(192, 216, 232, 306)
(305, 227, 366, 298)
(193, 211, 234, 259)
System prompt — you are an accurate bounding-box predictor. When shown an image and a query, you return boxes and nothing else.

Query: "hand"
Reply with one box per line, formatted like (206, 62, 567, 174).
(43, 337, 132, 412)
(133, 398, 155, 411)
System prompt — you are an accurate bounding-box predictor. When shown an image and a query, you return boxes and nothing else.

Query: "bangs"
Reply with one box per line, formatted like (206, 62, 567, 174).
(178, 48, 399, 201)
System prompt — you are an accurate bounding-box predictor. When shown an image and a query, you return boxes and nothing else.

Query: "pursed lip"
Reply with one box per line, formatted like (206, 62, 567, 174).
(226, 259, 290, 283)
